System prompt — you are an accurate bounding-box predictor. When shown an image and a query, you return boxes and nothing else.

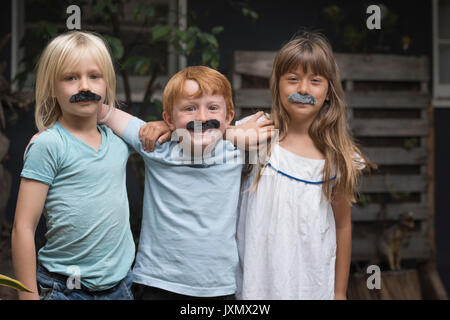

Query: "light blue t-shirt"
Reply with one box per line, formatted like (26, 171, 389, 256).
(123, 117, 244, 296)
(21, 122, 135, 291)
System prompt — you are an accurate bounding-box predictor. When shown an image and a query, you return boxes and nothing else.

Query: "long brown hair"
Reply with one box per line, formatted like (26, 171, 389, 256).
(254, 31, 375, 204)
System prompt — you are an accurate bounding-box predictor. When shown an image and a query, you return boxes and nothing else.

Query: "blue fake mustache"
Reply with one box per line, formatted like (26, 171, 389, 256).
(287, 92, 316, 105)
(186, 119, 220, 131)
(69, 91, 102, 103)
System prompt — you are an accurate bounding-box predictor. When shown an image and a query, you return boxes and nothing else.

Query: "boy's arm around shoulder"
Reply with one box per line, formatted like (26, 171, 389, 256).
(99, 104, 171, 152)
(98, 104, 133, 137)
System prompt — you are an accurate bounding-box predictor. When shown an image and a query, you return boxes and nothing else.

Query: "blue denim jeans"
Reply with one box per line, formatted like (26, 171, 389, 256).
(36, 264, 134, 300)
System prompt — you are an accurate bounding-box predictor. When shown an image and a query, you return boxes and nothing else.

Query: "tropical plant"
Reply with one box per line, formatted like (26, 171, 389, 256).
(0, 274, 33, 293)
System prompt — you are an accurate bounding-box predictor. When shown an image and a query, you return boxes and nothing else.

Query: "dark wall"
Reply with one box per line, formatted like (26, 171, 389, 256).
(434, 108, 450, 295)
(188, 0, 432, 74)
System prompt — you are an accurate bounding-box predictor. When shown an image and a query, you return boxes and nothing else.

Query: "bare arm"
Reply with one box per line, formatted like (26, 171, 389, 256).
(11, 178, 49, 300)
(98, 104, 134, 137)
(331, 191, 352, 300)
(99, 104, 170, 151)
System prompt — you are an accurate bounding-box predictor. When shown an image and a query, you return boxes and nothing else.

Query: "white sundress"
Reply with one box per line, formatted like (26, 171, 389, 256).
(236, 143, 337, 300)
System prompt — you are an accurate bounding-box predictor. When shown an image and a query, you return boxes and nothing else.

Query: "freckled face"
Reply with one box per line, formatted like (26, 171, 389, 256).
(163, 79, 234, 150)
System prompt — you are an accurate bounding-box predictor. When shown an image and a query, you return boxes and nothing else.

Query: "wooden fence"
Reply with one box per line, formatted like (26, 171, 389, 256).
(231, 51, 433, 263)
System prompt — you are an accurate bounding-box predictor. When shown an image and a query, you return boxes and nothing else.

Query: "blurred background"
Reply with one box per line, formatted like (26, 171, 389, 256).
(0, 0, 449, 300)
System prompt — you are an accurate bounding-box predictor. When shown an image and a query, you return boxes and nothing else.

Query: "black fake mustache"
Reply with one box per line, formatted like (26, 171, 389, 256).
(69, 91, 102, 103)
(186, 119, 220, 131)
(287, 92, 316, 105)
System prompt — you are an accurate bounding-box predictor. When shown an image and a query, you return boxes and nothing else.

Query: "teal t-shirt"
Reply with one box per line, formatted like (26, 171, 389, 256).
(21, 122, 135, 291)
(123, 117, 244, 297)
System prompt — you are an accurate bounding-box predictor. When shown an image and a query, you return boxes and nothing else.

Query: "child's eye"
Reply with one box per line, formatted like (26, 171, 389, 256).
(90, 74, 102, 80)
(312, 78, 321, 83)
(208, 105, 219, 110)
(185, 106, 195, 111)
(64, 76, 77, 81)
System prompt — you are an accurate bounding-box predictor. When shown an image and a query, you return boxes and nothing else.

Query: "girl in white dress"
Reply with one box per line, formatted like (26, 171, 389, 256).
(236, 32, 374, 300)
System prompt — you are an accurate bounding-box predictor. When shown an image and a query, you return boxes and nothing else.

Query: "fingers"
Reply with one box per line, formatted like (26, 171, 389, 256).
(158, 131, 172, 144)
(257, 119, 274, 127)
(139, 122, 172, 152)
(250, 111, 264, 122)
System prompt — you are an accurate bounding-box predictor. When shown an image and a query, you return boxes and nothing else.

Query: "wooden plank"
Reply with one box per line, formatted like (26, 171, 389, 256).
(352, 119, 428, 136)
(352, 227, 430, 261)
(234, 51, 276, 78)
(234, 88, 272, 108)
(236, 89, 430, 112)
(360, 147, 428, 165)
(352, 203, 428, 221)
(348, 270, 422, 300)
(235, 90, 431, 113)
(233, 52, 429, 82)
(360, 175, 427, 193)
(345, 91, 430, 109)
(335, 53, 429, 82)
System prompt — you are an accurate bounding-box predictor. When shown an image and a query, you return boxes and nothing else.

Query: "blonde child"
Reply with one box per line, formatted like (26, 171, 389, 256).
(11, 31, 135, 300)
(236, 32, 375, 300)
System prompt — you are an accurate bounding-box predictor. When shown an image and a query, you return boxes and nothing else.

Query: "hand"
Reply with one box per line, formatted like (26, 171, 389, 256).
(139, 121, 172, 152)
(226, 111, 275, 151)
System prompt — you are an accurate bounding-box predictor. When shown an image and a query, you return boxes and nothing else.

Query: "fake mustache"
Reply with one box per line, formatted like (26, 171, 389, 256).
(287, 92, 316, 105)
(69, 91, 102, 103)
(186, 119, 220, 131)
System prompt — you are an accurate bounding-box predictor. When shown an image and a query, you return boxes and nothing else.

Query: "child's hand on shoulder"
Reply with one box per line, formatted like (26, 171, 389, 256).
(139, 121, 172, 152)
(226, 111, 275, 151)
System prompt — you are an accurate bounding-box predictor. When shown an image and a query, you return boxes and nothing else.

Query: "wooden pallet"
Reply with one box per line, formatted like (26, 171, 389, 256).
(231, 51, 433, 263)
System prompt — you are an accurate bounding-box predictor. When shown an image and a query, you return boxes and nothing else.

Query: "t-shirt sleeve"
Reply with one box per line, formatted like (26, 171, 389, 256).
(122, 116, 150, 156)
(21, 133, 61, 186)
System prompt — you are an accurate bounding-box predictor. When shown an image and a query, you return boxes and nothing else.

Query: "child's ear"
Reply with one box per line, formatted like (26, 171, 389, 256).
(225, 109, 235, 127)
(162, 111, 176, 131)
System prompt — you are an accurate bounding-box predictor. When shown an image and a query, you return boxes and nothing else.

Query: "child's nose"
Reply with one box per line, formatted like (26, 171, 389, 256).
(79, 76, 90, 91)
(297, 80, 309, 94)
(196, 108, 208, 122)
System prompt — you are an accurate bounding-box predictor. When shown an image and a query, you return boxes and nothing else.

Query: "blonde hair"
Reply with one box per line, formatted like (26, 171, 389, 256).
(254, 32, 375, 204)
(35, 31, 116, 131)
(163, 66, 234, 118)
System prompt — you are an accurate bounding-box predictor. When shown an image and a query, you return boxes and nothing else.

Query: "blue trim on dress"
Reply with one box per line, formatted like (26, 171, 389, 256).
(267, 162, 337, 185)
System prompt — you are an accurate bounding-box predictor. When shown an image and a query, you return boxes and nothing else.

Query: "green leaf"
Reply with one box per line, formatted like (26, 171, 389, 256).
(152, 25, 170, 42)
(0, 274, 33, 293)
(103, 36, 124, 60)
(202, 50, 213, 64)
(211, 26, 224, 34)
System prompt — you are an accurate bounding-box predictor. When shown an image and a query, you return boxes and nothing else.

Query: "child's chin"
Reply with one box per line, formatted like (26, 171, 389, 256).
(191, 131, 222, 149)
